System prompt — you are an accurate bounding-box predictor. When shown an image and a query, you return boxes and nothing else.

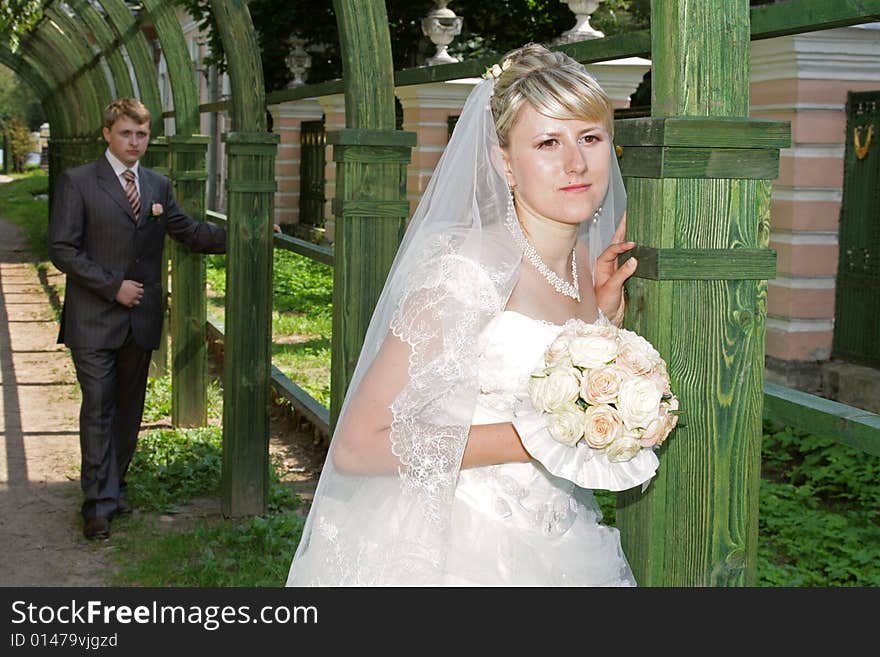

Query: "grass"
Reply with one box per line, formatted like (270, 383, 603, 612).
(206, 249, 333, 408)
(0, 169, 50, 260)
(5, 170, 879, 586)
(142, 373, 224, 423)
(112, 423, 305, 587)
(112, 375, 306, 586)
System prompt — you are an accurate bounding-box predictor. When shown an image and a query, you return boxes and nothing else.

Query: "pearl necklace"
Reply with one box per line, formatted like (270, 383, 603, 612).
(504, 193, 588, 302)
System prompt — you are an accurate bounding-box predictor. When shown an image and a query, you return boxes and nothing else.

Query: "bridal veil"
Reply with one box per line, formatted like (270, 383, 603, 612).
(287, 55, 626, 585)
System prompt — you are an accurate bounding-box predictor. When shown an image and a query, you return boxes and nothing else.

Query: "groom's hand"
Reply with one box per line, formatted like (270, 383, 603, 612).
(116, 280, 144, 308)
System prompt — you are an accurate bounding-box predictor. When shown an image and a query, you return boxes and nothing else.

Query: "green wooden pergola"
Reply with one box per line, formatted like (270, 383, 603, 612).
(3, 0, 879, 586)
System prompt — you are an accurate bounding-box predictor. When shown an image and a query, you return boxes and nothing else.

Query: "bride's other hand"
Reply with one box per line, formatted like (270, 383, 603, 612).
(593, 211, 636, 325)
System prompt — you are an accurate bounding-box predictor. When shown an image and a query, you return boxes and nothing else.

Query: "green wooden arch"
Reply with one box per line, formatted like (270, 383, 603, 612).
(95, 0, 164, 134)
(68, 0, 135, 101)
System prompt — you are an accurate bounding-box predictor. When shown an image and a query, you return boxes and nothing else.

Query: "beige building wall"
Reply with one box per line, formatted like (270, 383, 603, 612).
(751, 24, 880, 362)
(268, 100, 324, 228)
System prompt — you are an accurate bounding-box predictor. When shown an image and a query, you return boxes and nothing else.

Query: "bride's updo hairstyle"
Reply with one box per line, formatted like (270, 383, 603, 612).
(489, 43, 614, 147)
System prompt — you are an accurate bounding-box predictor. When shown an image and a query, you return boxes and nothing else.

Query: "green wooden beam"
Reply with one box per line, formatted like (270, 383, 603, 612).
(618, 146, 781, 179)
(764, 383, 880, 458)
(206, 317, 332, 440)
(207, 210, 335, 265)
(619, 246, 777, 280)
(750, 0, 880, 41)
(20, 31, 87, 136)
(34, 16, 104, 139)
(615, 117, 791, 149)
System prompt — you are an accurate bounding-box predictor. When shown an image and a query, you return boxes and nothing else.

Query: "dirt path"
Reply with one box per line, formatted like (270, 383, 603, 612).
(0, 219, 115, 585)
(0, 217, 325, 586)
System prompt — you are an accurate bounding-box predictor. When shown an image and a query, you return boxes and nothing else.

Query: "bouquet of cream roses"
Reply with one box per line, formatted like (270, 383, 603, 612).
(527, 319, 680, 463)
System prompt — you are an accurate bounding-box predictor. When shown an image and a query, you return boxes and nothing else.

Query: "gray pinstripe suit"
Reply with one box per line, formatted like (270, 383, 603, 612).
(49, 154, 226, 521)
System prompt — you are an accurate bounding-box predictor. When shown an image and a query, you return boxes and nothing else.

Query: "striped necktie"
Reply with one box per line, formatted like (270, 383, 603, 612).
(122, 169, 141, 221)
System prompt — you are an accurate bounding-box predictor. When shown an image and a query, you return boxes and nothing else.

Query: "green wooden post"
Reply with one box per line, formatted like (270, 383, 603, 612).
(140, 0, 209, 425)
(220, 132, 279, 516)
(329, 0, 415, 429)
(168, 135, 211, 425)
(615, 0, 788, 586)
(209, 0, 276, 517)
(328, 129, 414, 427)
(143, 138, 170, 378)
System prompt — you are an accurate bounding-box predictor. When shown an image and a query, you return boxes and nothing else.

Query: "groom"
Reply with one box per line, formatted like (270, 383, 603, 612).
(49, 98, 228, 540)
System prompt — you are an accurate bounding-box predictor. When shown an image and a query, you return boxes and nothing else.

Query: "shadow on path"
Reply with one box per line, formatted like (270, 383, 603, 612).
(0, 218, 116, 586)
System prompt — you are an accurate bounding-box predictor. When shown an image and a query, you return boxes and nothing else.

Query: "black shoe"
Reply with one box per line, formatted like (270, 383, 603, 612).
(116, 498, 132, 515)
(84, 516, 110, 540)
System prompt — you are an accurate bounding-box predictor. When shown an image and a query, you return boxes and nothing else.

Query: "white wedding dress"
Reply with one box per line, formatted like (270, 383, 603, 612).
(287, 308, 642, 587)
(442, 310, 637, 586)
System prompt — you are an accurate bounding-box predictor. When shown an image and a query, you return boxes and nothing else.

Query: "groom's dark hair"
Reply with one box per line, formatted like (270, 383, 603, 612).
(103, 98, 152, 129)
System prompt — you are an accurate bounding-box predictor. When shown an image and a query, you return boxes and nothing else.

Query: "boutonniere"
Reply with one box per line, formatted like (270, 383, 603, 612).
(149, 203, 164, 221)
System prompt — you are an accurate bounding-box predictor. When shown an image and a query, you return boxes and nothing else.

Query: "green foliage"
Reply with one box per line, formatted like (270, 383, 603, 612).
(3, 116, 35, 173)
(114, 417, 303, 585)
(271, 249, 333, 315)
(125, 427, 224, 514)
(142, 373, 224, 422)
(757, 420, 880, 586)
(0, 65, 46, 131)
(113, 510, 304, 587)
(0, 168, 48, 258)
(206, 250, 333, 407)
(0, 1, 42, 51)
(594, 419, 880, 587)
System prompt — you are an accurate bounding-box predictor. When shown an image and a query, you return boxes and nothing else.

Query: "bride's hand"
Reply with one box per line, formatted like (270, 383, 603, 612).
(593, 211, 636, 324)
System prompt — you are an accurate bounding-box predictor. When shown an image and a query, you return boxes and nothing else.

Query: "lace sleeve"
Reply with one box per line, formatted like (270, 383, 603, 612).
(386, 253, 501, 523)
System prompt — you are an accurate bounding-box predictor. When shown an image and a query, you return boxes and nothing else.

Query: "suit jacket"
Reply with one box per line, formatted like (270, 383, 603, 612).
(49, 156, 226, 351)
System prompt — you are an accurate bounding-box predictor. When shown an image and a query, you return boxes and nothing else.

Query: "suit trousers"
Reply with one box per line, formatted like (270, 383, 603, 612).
(70, 328, 152, 520)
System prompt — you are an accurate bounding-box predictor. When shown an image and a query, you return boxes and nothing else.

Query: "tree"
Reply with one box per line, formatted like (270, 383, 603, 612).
(0, 65, 45, 130)
(3, 116, 35, 172)
(0, 0, 43, 52)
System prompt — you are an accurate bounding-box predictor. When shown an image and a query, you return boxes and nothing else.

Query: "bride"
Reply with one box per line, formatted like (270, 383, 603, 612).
(286, 43, 658, 586)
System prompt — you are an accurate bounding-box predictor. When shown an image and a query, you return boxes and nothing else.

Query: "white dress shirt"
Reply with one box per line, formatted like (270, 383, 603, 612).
(104, 149, 141, 197)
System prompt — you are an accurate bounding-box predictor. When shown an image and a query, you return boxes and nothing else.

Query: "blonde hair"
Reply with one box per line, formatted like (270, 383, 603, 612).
(103, 98, 151, 130)
(490, 43, 614, 146)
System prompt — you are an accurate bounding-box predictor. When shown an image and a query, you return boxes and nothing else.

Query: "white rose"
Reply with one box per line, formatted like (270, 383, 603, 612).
(546, 405, 586, 447)
(583, 404, 623, 449)
(568, 334, 619, 369)
(605, 436, 642, 462)
(580, 365, 623, 405)
(544, 333, 573, 368)
(528, 366, 580, 413)
(649, 360, 672, 396)
(616, 332, 661, 376)
(638, 416, 670, 448)
(617, 376, 663, 429)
